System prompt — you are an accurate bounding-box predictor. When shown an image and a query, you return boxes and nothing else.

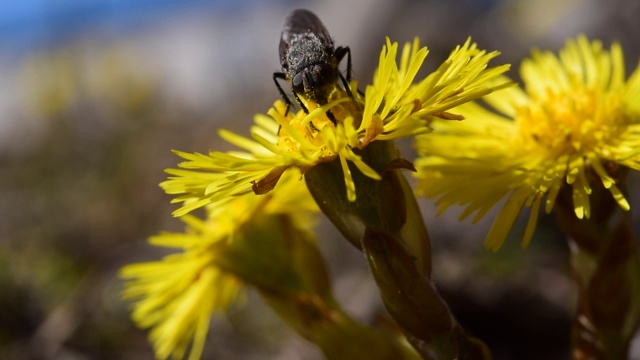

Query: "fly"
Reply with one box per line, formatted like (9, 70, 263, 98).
(273, 9, 354, 126)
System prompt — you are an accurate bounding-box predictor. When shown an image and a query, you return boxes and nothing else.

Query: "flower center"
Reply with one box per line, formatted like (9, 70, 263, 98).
(516, 86, 628, 157)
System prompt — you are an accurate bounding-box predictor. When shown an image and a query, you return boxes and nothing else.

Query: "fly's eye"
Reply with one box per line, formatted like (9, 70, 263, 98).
(292, 73, 304, 93)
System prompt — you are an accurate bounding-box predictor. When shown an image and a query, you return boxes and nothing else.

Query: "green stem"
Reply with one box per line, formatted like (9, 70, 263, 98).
(554, 175, 640, 359)
(306, 140, 490, 360)
(214, 212, 420, 360)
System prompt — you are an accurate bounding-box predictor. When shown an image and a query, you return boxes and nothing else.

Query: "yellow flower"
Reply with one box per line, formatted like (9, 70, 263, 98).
(120, 218, 243, 360)
(414, 35, 640, 251)
(121, 170, 319, 360)
(162, 38, 511, 216)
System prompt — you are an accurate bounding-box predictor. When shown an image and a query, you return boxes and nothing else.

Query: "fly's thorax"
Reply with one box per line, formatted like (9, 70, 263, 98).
(283, 33, 338, 102)
(283, 32, 334, 75)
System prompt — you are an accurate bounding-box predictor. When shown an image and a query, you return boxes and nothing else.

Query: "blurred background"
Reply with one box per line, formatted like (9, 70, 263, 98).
(1, 0, 640, 359)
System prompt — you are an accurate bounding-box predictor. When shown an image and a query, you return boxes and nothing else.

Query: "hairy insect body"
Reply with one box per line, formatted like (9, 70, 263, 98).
(273, 9, 353, 125)
(281, 32, 338, 106)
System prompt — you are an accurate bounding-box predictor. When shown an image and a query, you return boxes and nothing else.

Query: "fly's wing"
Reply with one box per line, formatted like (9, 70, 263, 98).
(279, 9, 333, 67)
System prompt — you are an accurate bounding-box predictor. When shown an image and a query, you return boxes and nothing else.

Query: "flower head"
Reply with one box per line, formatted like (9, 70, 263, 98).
(121, 170, 319, 359)
(162, 38, 511, 216)
(415, 35, 640, 250)
(120, 217, 243, 360)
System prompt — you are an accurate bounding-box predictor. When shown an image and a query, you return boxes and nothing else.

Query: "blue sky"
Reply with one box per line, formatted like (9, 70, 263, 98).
(0, 0, 260, 55)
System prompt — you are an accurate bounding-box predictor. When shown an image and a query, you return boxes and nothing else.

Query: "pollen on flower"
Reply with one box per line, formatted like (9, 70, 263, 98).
(161, 37, 510, 216)
(517, 86, 629, 158)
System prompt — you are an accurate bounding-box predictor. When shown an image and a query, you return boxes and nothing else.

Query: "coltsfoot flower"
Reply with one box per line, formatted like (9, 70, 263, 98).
(415, 35, 640, 250)
(120, 170, 319, 360)
(161, 38, 511, 216)
(120, 218, 243, 360)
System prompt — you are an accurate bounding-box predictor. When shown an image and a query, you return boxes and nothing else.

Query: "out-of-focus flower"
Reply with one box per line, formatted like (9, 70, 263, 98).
(121, 237, 241, 360)
(415, 35, 640, 250)
(20, 45, 155, 118)
(121, 170, 319, 360)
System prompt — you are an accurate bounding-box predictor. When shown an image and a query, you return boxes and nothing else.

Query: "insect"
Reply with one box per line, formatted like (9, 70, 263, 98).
(273, 9, 354, 126)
